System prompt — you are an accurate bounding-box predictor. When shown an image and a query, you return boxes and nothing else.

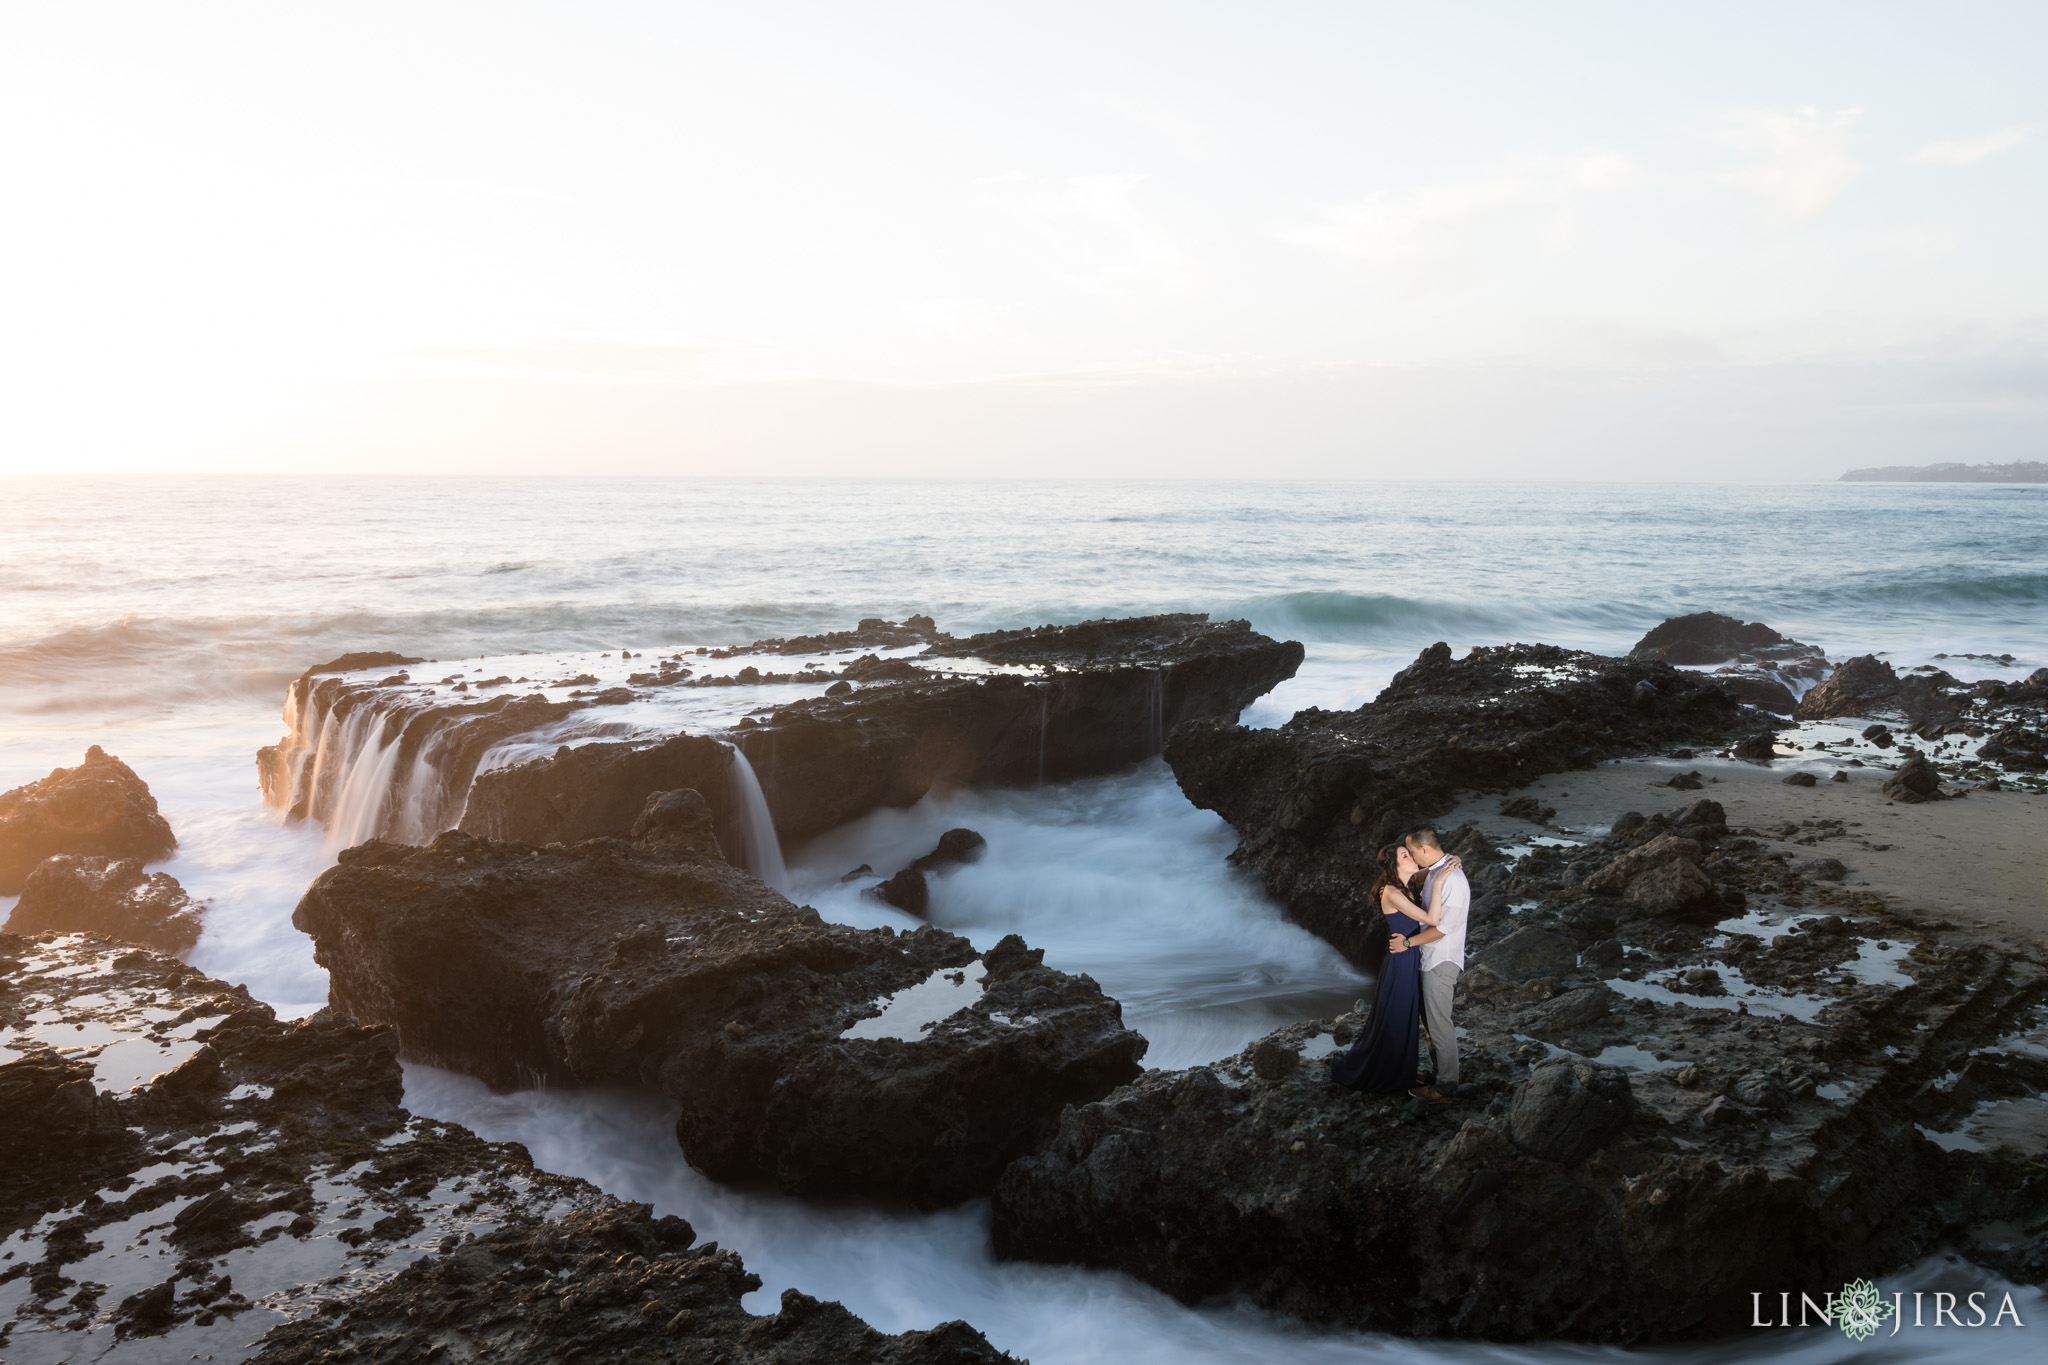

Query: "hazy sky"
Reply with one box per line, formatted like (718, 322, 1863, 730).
(4, 2, 2043, 477)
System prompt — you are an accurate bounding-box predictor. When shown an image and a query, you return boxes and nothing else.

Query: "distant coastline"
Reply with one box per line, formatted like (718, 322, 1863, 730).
(1840, 460, 2048, 482)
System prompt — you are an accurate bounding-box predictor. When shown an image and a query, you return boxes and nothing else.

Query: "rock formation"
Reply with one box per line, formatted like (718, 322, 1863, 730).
(261, 613, 1302, 852)
(1795, 655, 1903, 720)
(1627, 614, 1828, 716)
(0, 931, 1013, 1362)
(4, 854, 205, 955)
(250, 1202, 1014, 1364)
(864, 827, 989, 916)
(1165, 642, 1747, 970)
(1628, 612, 1794, 665)
(472, 613, 1304, 848)
(291, 795, 1146, 1206)
(0, 746, 178, 895)
(990, 796, 2048, 1341)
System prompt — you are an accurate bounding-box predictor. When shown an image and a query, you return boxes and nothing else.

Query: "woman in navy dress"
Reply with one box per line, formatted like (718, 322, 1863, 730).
(1331, 842, 1459, 1094)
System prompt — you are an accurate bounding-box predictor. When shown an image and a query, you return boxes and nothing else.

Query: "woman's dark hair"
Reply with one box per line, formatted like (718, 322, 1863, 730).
(1366, 842, 1424, 913)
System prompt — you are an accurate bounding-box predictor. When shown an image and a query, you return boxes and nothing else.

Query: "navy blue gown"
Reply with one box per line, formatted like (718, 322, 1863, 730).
(1331, 903, 1422, 1094)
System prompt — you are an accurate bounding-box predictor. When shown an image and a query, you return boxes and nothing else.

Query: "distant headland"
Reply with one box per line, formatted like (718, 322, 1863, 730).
(1839, 460, 2048, 482)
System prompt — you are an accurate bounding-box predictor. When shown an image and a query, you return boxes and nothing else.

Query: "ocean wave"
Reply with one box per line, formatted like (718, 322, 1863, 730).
(1228, 590, 1659, 646)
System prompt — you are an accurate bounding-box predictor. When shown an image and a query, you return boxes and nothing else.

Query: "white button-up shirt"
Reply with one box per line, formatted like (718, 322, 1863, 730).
(1417, 854, 1470, 972)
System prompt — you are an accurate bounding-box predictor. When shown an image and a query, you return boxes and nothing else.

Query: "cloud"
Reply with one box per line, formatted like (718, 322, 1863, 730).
(1279, 152, 1638, 265)
(975, 173, 1202, 302)
(1711, 107, 1862, 223)
(1912, 126, 2031, 165)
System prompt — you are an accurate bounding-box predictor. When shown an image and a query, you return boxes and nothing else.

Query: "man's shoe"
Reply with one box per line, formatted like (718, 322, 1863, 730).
(1409, 1085, 1452, 1105)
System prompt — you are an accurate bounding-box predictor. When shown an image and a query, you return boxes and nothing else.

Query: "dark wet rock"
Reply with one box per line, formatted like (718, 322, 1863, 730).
(1664, 772, 1704, 790)
(1509, 1057, 1634, 1163)
(1584, 834, 1702, 892)
(1629, 613, 1789, 665)
(1795, 857, 1848, 881)
(723, 615, 1300, 845)
(1862, 722, 1895, 748)
(450, 614, 1300, 850)
(0, 933, 1007, 1362)
(1499, 796, 1554, 823)
(1475, 926, 1578, 983)
(464, 732, 736, 848)
(292, 811, 1144, 1206)
(865, 828, 990, 917)
(0, 747, 178, 895)
(1781, 771, 1817, 787)
(1716, 674, 1799, 714)
(1796, 655, 1900, 720)
(1525, 985, 1616, 1036)
(869, 866, 931, 916)
(1882, 752, 1942, 803)
(1622, 859, 1716, 916)
(249, 1204, 1016, 1365)
(298, 650, 426, 679)
(1165, 642, 1744, 971)
(1731, 733, 1777, 762)
(4, 855, 206, 956)
(988, 790, 2048, 1340)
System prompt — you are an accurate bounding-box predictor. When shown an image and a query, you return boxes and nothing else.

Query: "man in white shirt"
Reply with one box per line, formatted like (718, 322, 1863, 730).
(1386, 824, 1469, 1104)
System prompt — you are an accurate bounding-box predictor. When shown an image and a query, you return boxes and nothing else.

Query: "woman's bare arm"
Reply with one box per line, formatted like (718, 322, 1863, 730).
(1382, 884, 1437, 926)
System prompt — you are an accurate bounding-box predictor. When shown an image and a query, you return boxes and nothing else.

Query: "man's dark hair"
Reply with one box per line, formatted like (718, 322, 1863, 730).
(1400, 824, 1443, 852)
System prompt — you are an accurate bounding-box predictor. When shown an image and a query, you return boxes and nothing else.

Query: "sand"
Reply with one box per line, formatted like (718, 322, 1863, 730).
(1439, 721, 2048, 948)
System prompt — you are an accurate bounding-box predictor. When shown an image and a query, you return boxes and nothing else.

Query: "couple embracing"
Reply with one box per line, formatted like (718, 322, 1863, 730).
(1331, 825, 1469, 1104)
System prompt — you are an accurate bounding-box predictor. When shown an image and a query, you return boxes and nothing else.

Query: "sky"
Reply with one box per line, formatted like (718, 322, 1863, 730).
(2, 2, 2044, 478)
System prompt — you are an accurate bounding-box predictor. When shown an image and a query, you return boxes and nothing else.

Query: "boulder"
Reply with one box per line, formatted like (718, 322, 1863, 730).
(1622, 858, 1717, 917)
(0, 746, 178, 895)
(1526, 984, 1617, 1036)
(1794, 857, 1848, 881)
(865, 827, 990, 917)
(1781, 771, 1818, 787)
(1795, 656, 1900, 721)
(1881, 752, 1942, 804)
(1731, 733, 1777, 762)
(464, 733, 735, 848)
(1717, 674, 1799, 715)
(1584, 834, 1703, 892)
(4, 855, 205, 956)
(1509, 1057, 1635, 1164)
(1475, 926, 1579, 983)
(291, 801, 1145, 1206)
(1629, 613, 1787, 665)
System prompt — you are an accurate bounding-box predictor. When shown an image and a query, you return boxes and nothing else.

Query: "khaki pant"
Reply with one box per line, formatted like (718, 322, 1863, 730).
(1420, 962, 1460, 1088)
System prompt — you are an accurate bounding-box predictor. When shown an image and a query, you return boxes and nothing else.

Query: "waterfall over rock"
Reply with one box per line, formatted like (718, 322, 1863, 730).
(724, 742, 789, 892)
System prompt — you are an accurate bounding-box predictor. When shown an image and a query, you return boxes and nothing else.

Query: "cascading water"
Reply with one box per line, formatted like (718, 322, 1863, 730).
(1146, 665, 1167, 755)
(261, 679, 543, 851)
(724, 743, 790, 893)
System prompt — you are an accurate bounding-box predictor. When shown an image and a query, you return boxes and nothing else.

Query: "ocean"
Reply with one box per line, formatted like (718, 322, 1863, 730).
(3, 476, 2044, 1362)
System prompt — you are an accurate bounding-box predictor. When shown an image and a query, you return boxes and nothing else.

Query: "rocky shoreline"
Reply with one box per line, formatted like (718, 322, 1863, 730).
(0, 932, 1015, 1362)
(5, 611, 2046, 1356)
(990, 803, 2048, 1339)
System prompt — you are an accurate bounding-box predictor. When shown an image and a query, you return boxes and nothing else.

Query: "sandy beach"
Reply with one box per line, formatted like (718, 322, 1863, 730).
(1444, 722, 2048, 946)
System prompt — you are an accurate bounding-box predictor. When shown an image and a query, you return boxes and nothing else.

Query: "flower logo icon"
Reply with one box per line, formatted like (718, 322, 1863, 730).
(1835, 1279, 1895, 1341)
